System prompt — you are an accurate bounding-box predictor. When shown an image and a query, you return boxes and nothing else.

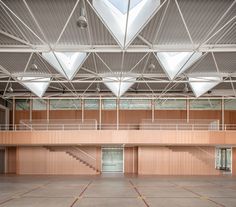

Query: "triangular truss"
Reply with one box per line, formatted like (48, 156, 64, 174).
(91, 0, 160, 48)
(42, 52, 87, 80)
(156, 52, 202, 80)
(103, 73, 136, 97)
(189, 75, 222, 97)
(15, 73, 51, 98)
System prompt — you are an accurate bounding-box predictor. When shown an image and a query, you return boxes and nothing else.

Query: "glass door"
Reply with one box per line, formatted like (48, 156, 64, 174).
(102, 148, 123, 172)
(216, 148, 232, 172)
(0, 149, 5, 174)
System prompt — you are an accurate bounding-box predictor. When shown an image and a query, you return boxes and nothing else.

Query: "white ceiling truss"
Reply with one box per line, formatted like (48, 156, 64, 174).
(0, 0, 235, 100)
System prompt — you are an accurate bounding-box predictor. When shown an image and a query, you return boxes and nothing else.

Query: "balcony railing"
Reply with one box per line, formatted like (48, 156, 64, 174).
(0, 123, 236, 131)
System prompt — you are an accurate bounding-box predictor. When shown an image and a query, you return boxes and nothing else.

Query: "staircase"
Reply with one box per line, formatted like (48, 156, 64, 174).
(45, 146, 100, 173)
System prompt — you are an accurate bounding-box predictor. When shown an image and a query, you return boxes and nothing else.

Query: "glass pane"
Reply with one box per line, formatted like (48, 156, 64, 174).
(102, 148, 123, 172)
(225, 99, 236, 110)
(155, 99, 186, 110)
(120, 99, 151, 109)
(50, 99, 81, 110)
(84, 99, 99, 110)
(190, 99, 221, 110)
(15, 99, 30, 110)
(32, 99, 47, 110)
(103, 99, 116, 110)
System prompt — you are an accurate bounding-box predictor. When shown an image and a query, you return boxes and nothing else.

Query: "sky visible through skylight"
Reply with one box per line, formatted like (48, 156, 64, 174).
(108, 0, 143, 14)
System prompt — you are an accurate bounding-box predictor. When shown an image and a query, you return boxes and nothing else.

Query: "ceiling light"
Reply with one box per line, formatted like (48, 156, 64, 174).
(77, 7, 87, 28)
(96, 83, 100, 93)
(183, 83, 189, 93)
(31, 63, 38, 70)
(148, 63, 155, 71)
(8, 83, 13, 93)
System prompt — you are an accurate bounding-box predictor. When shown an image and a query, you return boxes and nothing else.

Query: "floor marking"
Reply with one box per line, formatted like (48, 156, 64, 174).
(207, 198, 226, 207)
(129, 180, 150, 207)
(0, 199, 14, 206)
(70, 198, 79, 207)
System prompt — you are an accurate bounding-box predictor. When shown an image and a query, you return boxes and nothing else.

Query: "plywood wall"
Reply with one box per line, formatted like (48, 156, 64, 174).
(124, 147, 138, 174)
(138, 146, 221, 175)
(17, 146, 101, 175)
(7, 147, 16, 174)
(233, 147, 236, 176)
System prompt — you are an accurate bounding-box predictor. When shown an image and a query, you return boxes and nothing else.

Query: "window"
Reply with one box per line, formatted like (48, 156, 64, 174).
(32, 99, 47, 110)
(103, 99, 116, 110)
(190, 99, 221, 110)
(120, 99, 151, 109)
(15, 99, 30, 110)
(84, 99, 99, 110)
(155, 99, 186, 110)
(224, 99, 236, 110)
(50, 99, 81, 110)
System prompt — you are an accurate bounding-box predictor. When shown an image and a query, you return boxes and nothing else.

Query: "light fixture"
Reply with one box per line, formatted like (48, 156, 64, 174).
(183, 83, 189, 93)
(8, 83, 13, 93)
(31, 63, 38, 70)
(148, 63, 155, 71)
(77, 7, 87, 28)
(96, 83, 100, 93)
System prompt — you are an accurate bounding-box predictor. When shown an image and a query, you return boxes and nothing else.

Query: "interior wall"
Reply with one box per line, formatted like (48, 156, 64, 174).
(124, 147, 138, 174)
(138, 146, 220, 175)
(233, 147, 236, 176)
(13, 109, 236, 126)
(0, 148, 5, 174)
(7, 147, 17, 174)
(155, 110, 187, 120)
(17, 146, 100, 175)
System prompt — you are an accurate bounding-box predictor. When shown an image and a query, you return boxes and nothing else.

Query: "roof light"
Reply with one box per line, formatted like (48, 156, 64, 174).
(102, 73, 136, 97)
(42, 52, 87, 80)
(156, 52, 202, 80)
(92, 0, 160, 47)
(189, 75, 222, 97)
(15, 73, 51, 98)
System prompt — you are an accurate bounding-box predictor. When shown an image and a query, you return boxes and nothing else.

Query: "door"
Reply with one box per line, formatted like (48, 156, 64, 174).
(0, 149, 5, 174)
(102, 148, 123, 172)
(216, 148, 232, 172)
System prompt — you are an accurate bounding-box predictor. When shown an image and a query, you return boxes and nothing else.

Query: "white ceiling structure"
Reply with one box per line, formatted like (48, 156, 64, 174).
(0, 0, 235, 99)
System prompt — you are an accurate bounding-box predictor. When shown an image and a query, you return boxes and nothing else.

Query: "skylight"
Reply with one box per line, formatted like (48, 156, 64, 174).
(16, 76, 50, 98)
(93, 0, 160, 48)
(42, 52, 87, 80)
(156, 52, 202, 80)
(108, 0, 143, 14)
(189, 76, 222, 97)
(103, 75, 136, 97)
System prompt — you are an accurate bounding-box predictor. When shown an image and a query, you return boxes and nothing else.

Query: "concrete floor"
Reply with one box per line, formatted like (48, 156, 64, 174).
(0, 175, 236, 207)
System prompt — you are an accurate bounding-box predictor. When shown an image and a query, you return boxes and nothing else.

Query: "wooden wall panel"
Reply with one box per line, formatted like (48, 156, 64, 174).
(190, 110, 222, 123)
(101, 110, 116, 124)
(138, 146, 221, 175)
(84, 110, 99, 123)
(32, 110, 47, 120)
(15, 111, 30, 124)
(124, 147, 138, 174)
(119, 110, 151, 124)
(7, 147, 16, 174)
(233, 147, 236, 176)
(17, 146, 100, 175)
(49, 110, 82, 120)
(225, 111, 236, 124)
(155, 110, 187, 120)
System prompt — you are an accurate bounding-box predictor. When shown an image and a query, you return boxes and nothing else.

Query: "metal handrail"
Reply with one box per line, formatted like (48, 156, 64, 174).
(1, 123, 236, 131)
